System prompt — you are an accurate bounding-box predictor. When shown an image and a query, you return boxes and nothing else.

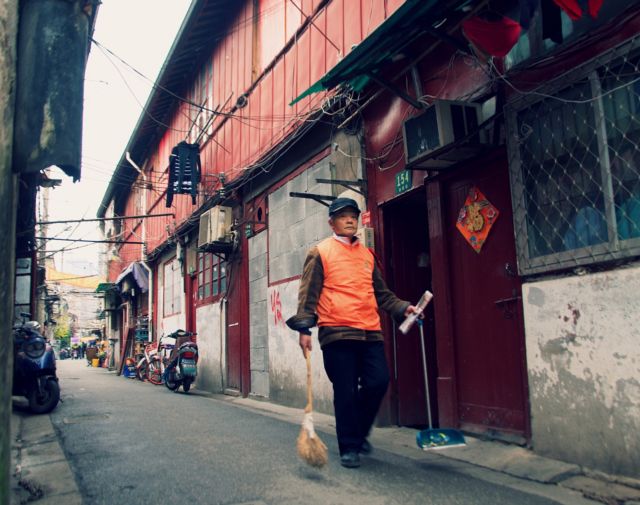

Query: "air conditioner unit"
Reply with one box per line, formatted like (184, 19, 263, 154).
(209, 205, 233, 242)
(197, 206, 233, 249)
(197, 209, 211, 248)
(402, 100, 488, 170)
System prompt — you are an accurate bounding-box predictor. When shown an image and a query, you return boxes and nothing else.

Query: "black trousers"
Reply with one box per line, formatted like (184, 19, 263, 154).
(322, 340, 390, 455)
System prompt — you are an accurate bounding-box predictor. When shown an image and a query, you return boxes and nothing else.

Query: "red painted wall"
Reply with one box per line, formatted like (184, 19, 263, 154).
(113, 0, 407, 266)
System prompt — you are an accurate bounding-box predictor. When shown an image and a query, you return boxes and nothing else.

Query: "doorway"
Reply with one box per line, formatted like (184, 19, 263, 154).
(383, 189, 437, 427)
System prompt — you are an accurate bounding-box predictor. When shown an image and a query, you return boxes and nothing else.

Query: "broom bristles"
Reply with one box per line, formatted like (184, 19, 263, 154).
(297, 412, 328, 468)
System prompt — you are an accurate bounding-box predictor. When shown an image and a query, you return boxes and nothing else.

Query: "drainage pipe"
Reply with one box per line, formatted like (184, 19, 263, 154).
(126, 152, 153, 341)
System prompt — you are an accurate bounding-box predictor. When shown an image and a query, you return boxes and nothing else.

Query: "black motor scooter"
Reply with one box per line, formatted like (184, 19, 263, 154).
(13, 313, 60, 414)
(163, 330, 198, 393)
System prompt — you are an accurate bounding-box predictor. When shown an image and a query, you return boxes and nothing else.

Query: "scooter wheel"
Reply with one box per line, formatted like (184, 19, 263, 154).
(182, 379, 191, 393)
(28, 378, 60, 414)
(165, 378, 179, 391)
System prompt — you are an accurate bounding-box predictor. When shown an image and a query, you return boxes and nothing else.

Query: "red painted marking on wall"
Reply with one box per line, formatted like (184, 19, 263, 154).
(270, 289, 285, 326)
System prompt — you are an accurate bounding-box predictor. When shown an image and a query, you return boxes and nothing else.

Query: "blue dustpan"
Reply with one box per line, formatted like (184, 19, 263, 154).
(416, 319, 466, 451)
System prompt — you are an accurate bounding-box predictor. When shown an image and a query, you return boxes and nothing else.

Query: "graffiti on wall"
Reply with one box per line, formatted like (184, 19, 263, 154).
(270, 289, 285, 326)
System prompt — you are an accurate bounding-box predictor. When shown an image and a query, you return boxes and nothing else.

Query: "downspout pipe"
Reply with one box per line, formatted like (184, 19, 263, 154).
(126, 152, 153, 341)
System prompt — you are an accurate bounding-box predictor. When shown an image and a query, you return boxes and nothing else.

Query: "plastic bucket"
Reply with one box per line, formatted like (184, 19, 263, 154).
(92, 358, 100, 367)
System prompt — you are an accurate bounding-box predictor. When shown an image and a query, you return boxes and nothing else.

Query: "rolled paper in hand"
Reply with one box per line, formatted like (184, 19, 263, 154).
(398, 290, 433, 334)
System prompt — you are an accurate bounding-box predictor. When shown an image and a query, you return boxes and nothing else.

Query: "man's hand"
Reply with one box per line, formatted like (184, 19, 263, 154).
(404, 304, 425, 318)
(299, 333, 312, 357)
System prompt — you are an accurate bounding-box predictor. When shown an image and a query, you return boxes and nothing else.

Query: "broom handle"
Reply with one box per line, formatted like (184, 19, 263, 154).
(305, 348, 313, 414)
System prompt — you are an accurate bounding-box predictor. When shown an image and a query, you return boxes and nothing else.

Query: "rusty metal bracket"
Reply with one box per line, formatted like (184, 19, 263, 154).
(315, 178, 367, 197)
(289, 192, 336, 207)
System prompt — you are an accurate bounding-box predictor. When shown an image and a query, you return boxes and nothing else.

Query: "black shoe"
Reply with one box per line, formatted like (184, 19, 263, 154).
(340, 451, 361, 468)
(360, 440, 372, 455)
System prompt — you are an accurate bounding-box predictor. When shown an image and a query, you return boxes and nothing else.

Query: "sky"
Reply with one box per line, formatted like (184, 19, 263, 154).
(45, 0, 192, 276)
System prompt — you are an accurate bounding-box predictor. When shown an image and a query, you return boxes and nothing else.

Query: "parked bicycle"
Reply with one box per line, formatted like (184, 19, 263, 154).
(135, 341, 158, 382)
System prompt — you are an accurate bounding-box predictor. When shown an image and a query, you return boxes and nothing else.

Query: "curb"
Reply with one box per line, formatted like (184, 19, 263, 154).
(10, 403, 82, 505)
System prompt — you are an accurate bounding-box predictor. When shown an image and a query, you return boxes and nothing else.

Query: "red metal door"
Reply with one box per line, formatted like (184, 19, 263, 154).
(186, 273, 197, 339)
(224, 241, 249, 395)
(443, 156, 528, 439)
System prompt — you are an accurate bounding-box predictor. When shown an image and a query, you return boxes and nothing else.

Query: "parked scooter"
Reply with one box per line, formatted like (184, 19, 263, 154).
(13, 313, 60, 414)
(163, 330, 198, 393)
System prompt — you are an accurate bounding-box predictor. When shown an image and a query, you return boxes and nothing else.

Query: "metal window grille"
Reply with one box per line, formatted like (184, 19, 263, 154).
(506, 36, 640, 275)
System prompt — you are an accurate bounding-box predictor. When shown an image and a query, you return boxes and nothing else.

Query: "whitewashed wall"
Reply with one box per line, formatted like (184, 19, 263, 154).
(156, 248, 185, 338)
(195, 299, 225, 392)
(522, 265, 640, 478)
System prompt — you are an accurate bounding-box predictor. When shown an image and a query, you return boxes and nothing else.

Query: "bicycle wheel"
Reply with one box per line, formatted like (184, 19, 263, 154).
(147, 358, 163, 385)
(135, 360, 148, 381)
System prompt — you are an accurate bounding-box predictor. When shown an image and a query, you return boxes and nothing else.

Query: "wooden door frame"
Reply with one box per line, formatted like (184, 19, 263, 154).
(425, 178, 460, 429)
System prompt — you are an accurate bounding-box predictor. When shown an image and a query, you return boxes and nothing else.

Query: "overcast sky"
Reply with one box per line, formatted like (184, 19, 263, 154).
(46, 0, 192, 275)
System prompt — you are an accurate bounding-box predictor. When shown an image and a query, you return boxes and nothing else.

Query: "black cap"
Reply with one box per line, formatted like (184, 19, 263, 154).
(328, 197, 360, 217)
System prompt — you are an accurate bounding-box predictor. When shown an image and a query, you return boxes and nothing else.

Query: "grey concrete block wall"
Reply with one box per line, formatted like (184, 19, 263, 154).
(268, 158, 335, 283)
(249, 232, 269, 398)
(251, 370, 269, 398)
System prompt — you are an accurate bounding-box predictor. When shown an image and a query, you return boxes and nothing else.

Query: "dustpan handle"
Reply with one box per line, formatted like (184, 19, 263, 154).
(418, 319, 433, 429)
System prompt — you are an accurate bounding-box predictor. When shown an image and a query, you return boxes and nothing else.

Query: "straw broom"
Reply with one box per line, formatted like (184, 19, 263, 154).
(297, 349, 328, 468)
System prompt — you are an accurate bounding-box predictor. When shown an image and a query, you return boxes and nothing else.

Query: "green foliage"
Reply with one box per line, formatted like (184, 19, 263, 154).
(54, 313, 71, 347)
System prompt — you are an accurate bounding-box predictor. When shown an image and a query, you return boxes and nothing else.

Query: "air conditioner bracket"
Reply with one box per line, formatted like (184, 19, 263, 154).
(289, 192, 336, 207)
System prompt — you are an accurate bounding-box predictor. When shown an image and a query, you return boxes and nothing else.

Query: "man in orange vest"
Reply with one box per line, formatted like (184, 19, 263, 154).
(287, 197, 420, 468)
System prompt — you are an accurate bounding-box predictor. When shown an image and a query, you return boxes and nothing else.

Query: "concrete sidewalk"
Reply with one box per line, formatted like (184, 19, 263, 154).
(10, 393, 640, 505)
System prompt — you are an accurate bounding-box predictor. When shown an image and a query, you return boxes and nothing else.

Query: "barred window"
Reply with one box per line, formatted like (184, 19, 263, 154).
(507, 40, 640, 275)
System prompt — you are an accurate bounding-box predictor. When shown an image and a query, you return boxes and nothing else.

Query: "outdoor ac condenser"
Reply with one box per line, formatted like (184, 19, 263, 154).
(402, 99, 487, 170)
(197, 206, 233, 248)
(208, 206, 232, 242)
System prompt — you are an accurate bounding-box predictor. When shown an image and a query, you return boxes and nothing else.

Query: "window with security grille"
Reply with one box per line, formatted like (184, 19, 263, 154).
(507, 38, 640, 275)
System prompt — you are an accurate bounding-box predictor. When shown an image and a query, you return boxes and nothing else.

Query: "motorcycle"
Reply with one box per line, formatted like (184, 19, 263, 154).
(163, 330, 198, 393)
(13, 313, 60, 414)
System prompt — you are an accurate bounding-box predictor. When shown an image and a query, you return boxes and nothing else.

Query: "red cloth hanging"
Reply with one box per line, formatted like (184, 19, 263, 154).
(553, 0, 603, 20)
(462, 16, 522, 58)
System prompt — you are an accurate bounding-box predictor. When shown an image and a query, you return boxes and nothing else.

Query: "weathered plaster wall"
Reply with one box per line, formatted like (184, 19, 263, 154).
(249, 230, 269, 398)
(268, 280, 334, 414)
(195, 300, 225, 393)
(522, 266, 640, 478)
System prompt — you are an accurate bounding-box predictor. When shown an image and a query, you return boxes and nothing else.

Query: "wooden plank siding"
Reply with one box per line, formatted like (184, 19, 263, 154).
(114, 0, 406, 264)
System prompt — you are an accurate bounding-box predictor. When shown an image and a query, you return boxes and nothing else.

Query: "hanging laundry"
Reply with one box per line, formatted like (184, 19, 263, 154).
(166, 141, 201, 207)
(519, 0, 539, 30)
(552, 0, 603, 20)
(462, 16, 522, 58)
(541, 0, 563, 43)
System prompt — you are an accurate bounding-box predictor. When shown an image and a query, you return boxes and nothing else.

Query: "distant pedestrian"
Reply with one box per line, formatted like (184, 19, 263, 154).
(287, 197, 421, 468)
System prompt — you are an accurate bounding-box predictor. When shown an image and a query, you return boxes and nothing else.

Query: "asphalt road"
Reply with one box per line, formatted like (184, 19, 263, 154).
(52, 359, 573, 505)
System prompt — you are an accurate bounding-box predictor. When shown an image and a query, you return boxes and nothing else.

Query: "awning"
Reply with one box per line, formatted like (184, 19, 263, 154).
(290, 0, 466, 105)
(95, 282, 116, 293)
(115, 262, 149, 293)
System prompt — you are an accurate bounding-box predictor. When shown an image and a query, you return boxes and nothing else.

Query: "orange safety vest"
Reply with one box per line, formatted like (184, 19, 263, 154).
(316, 237, 381, 330)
